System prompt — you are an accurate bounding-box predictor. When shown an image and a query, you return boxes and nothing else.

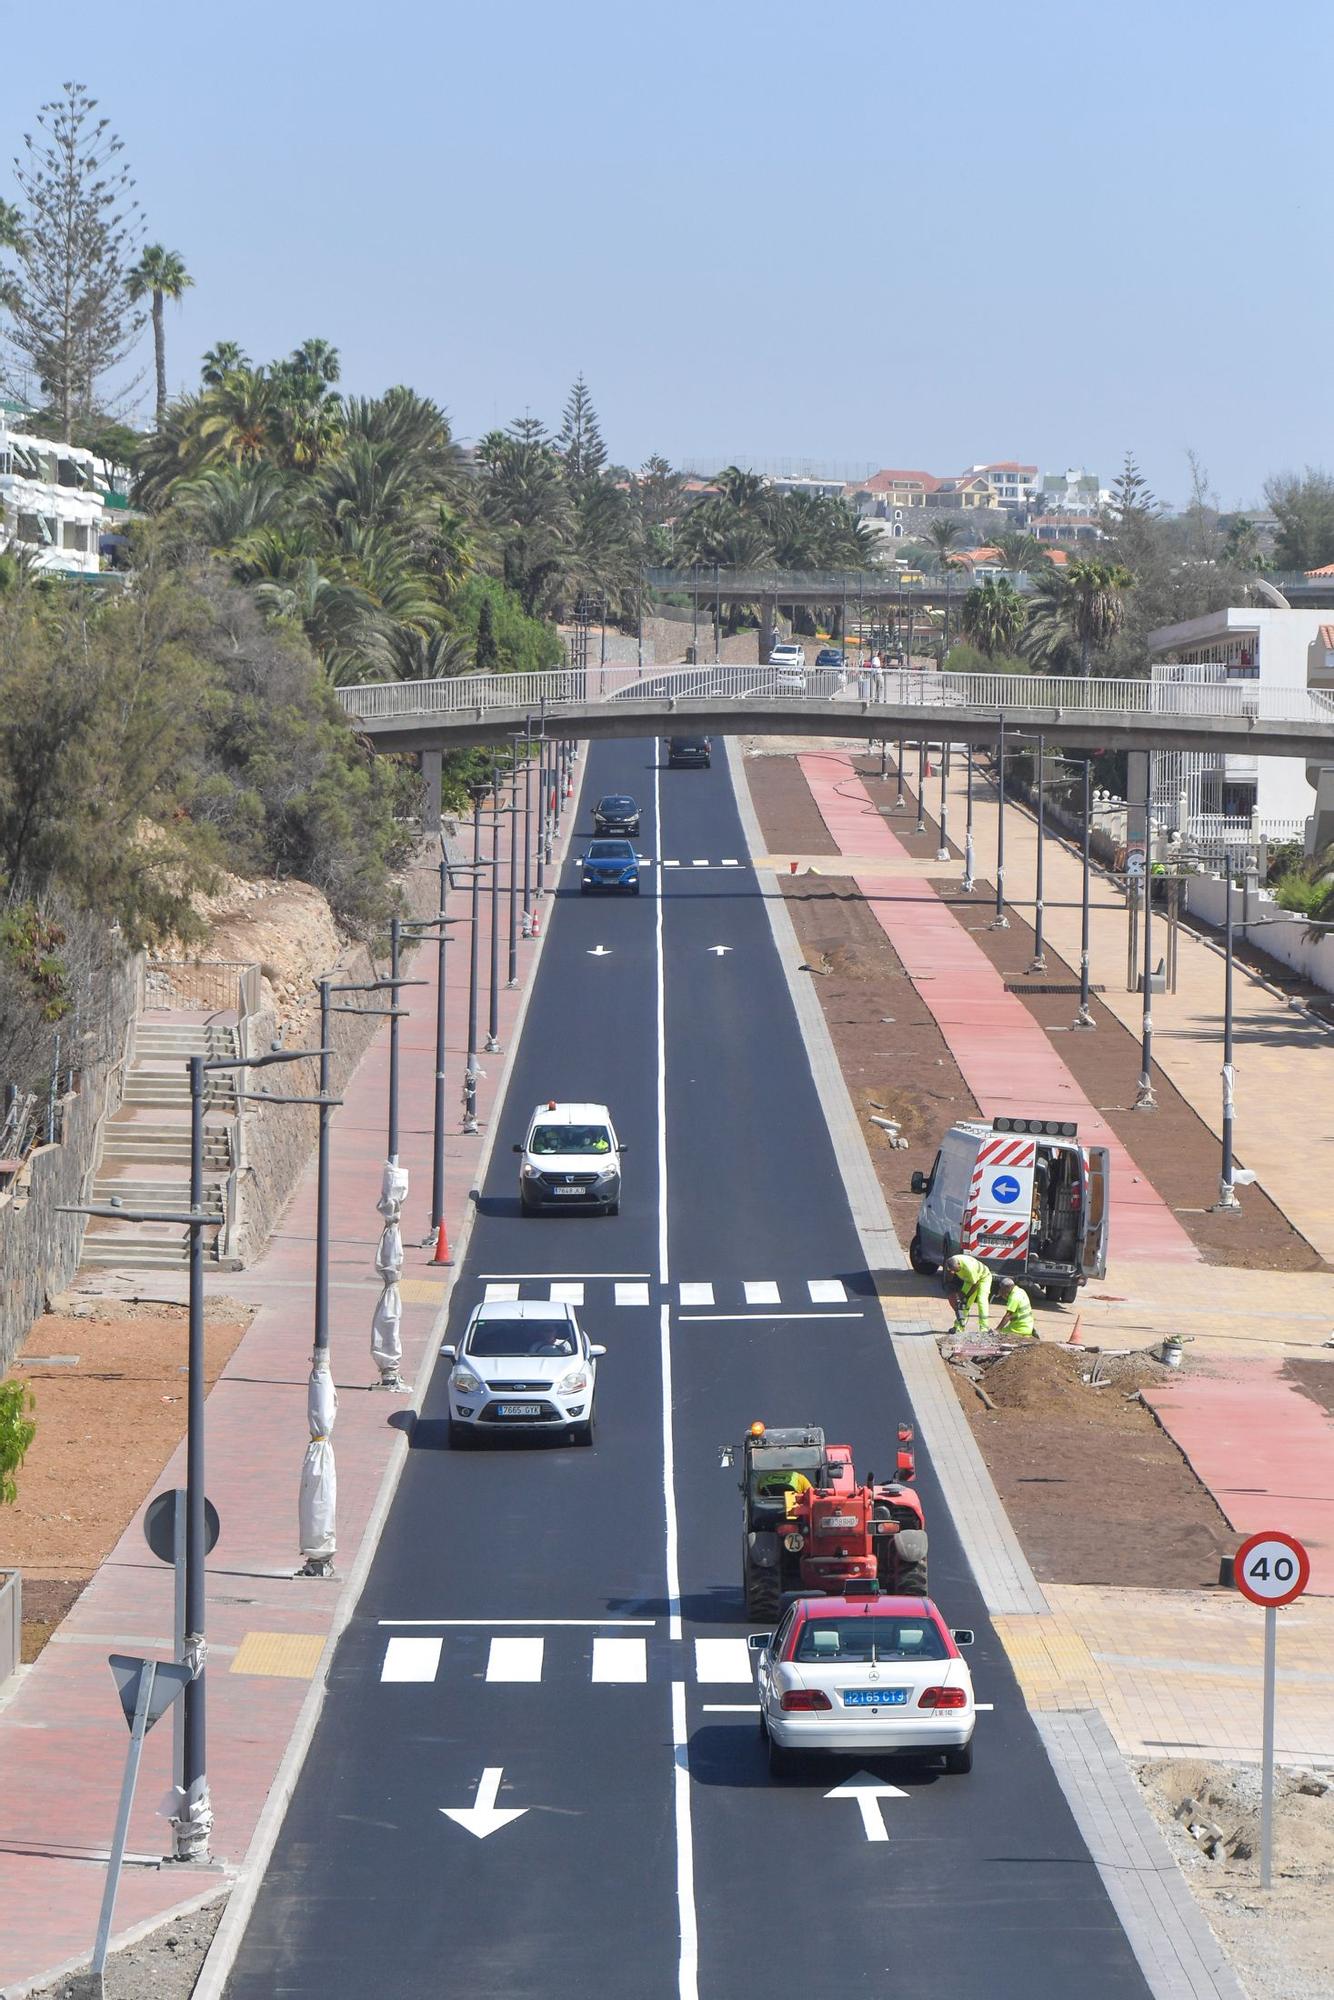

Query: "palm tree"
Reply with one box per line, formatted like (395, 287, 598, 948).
(994, 530, 1047, 574)
(173, 461, 298, 559)
(961, 577, 1027, 659)
(126, 247, 194, 426)
(1066, 559, 1133, 676)
(201, 342, 249, 387)
(926, 517, 964, 651)
(198, 367, 279, 466)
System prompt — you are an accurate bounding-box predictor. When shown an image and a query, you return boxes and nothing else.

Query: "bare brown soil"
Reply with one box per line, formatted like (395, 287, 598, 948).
(947, 1342, 1237, 1589)
(1, 1297, 252, 1661)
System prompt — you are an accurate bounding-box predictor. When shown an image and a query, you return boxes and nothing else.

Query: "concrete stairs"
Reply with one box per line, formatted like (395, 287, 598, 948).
(81, 1019, 241, 1271)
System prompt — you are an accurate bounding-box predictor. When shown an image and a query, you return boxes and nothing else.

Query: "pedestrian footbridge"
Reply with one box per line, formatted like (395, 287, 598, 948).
(335, 662, 1334, 762)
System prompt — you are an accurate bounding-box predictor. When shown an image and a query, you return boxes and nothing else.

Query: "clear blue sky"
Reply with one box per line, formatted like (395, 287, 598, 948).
(5, 0, 1330, 508)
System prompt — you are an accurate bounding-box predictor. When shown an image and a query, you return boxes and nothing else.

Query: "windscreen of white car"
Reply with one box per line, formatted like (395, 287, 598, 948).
(468, 1319, 578, 1358)
(793, 1618, 949, 1664)
(529, 1124, 614, 1156)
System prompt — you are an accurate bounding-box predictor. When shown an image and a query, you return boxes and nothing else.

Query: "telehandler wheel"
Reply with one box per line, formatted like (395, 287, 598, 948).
(891, 1529, 929, 1597)
(908, 1233, 939, 1276)
(744, 1546, 782, 1623)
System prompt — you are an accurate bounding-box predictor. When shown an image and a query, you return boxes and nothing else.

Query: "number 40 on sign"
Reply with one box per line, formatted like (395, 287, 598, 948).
(1234, 1530, 1310, 1607)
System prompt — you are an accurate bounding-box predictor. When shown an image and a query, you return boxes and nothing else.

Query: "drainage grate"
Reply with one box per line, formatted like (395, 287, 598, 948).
(1004, 981, 1106, 996)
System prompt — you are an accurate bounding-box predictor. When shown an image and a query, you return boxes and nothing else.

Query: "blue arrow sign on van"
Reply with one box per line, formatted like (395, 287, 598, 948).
(990, 1173, 1021, 1205)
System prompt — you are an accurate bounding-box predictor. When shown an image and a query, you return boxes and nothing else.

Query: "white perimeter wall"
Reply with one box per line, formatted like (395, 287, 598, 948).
(1183, 873, 1334, 995)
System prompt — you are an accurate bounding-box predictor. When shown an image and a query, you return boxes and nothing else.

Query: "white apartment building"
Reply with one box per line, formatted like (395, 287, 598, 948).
(968, 462, 1039, 512)
(1147, 606, 1328, 843)
(1040, 467, 1107, 514)
(0, 421, 108, 574)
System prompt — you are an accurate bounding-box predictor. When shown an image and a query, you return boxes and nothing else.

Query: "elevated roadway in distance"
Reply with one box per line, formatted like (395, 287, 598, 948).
(336, 662, 1334, 762)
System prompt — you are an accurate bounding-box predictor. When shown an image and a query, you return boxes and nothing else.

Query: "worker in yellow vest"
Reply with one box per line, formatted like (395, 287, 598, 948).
(994, 1274, 1037, 1340)
(943, 1252, 992, 1335)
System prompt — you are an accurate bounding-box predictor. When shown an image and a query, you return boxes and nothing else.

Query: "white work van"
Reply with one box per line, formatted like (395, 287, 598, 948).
(908, 1116, 1109, 1302)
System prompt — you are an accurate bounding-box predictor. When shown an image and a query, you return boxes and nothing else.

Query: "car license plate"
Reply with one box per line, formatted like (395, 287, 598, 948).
(824, 1514, 858, 1530)
(842, 1687, 908, 1707)
(553, 1186, 585, 1197)
(496, 1403, 542, 1417)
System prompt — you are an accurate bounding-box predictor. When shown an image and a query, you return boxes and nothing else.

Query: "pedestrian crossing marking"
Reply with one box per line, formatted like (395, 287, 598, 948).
(807, 1279, 848, 1303)
(592, 1637, 648, 1683)
(663, 859, 681, 868)
(487, 1637, 544, 1682)
(694, 1639, 755, 1684)
(549, 1281, 584, 1304)
(615, 1281, 651, 1306)
(721, 859, 740, 867)
(679, 1282, 715, 1306)
(483, 1282, 520, 1302)
(381, 1637, 442, 1683)
(743, 1281, 782, 1306)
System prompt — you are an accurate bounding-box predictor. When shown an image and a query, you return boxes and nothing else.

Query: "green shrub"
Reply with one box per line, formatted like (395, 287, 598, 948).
(1273, 871, 1326, 915)
(448, 576, 562, 676)
(0, 1381, 36, 1506)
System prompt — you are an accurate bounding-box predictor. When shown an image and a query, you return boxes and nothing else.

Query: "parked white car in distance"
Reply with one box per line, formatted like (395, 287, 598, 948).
(768, 642, 807, 691)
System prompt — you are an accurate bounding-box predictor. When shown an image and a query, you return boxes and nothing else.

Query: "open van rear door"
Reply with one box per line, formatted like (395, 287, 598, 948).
(1081, 1146, 1110, 1279)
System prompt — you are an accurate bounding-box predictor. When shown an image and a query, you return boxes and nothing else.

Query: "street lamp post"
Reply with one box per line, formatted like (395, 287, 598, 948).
(387, 918, 402, 1161)
(1213, 867, 1242, 1210)
(486, 769, 502, 1053)
(1134, 755, 1157, 1109)
(936, 740, 951, 864)
(1028, 734, 1047, 974)
(464, 783, 487, 1132)
(1074, 757, 1095, 1028)
(507, 744, 521, 985)
(962, 743, 976, 893)
(915, 741, 927, 837)
(991, 715, 1009, 928)
(521, 719, 534, 937)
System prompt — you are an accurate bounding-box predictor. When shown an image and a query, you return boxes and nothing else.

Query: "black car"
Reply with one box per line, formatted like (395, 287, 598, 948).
(593, 793, 641, 835)
(668, 735, 711, 768)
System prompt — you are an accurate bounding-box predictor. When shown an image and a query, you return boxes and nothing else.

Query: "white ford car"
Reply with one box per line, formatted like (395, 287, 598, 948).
(768, 642, 807, 691)
(444, 1299, 605, 1447)
(751, 1586, 976, 1776)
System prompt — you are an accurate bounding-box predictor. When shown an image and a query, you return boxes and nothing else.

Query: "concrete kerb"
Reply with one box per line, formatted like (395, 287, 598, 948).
(727, 739, 1249, 2000)
(7, 751, 591, 2000)
(725, 738, 1048, 1618)
(0, 1886, 231, 2000)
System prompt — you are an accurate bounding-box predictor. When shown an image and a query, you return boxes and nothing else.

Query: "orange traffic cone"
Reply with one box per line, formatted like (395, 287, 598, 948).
(429, 1216, 451, 1265)
(531, 902, 542, 937)
(1066, 1316, 1082, 1345)
(565, 773, 573, 799)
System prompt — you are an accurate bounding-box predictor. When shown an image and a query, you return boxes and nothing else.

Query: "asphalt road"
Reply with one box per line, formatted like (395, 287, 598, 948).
(225, 736, 1153, 2000)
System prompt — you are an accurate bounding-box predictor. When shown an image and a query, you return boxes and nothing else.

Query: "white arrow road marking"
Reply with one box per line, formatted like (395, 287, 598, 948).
(825, 1770, 910, 1843)
(587, 945, 613, 956)
(441, 1767, 529, 1840)
(707, 945, 733, 956)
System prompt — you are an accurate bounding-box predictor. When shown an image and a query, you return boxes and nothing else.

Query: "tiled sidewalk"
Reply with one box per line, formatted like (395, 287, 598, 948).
(0, 761, 587, 1994)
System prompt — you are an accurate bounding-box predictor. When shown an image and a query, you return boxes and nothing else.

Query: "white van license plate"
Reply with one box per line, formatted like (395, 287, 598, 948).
(553, 1186, 586, 1197)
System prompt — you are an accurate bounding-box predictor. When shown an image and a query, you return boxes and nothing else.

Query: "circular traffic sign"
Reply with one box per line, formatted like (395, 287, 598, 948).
(1233, 1530, 1310, 1607)
(990, 1174, 1021, 1205)
(144, 1488, 220, 1566)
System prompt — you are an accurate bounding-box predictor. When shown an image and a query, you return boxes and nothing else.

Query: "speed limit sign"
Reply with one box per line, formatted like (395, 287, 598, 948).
(1234, 1530, 1310, 1608)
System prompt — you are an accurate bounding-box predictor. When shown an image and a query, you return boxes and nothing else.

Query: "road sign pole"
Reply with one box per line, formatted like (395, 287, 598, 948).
(173, 1488, 186, 1797)
(1261, 1603, 1277, 1890)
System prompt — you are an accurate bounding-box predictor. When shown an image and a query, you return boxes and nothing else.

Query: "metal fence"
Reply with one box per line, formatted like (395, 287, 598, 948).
(144, 958, 256, 1019)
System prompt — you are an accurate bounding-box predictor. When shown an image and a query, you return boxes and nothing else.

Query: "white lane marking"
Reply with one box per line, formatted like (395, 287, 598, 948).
(703, 1703, 760, 1713)
(807, 1279, 848, 1303)
(720, 859, 740, 868)
(549, 1281, 584, 1304)
(381, 1637, 442, 1682)
(441, 1767, 528, 1840)
(477, 1271, 650, 1279)
(660, 1304, 683, 1644)
(592, 1637, 648, 1683)
(615, 1281, 651, 1306)
(672, 1682, 699, 2000)
(378, 1618, 656, 1627)
(663, 858, 681, 868)
(587, 945, 613, 957)
(485, 1637, 544, 1682)
(654, 741, 668, 1289)
(483, 1281, 520, 1301)
(743, 1281, 782, 1305)
(678, 1282, 714, 1306)
(825, 1770, 909, 1843)
(691, 859, 709, 867)
(693, 1638, 754, 1684)
(680, 1311, 864, 1323)
(975, 1703, 995, 1711)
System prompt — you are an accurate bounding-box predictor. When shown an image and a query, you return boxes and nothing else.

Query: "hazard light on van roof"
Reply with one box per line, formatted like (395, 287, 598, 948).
(992, 1116, 1078, 1137)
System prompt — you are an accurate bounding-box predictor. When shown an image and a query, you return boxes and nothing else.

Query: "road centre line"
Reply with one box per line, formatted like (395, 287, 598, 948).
(671, 1682, 699, 2000)
(475, 1271, 651, 1280)
(703, 1703, 760, 1713)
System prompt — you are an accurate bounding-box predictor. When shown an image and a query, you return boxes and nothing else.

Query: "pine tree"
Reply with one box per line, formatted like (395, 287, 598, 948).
(1106, 453, 1157, 527)
(558, 374, 607, 487)
(3, 83, 143, 439)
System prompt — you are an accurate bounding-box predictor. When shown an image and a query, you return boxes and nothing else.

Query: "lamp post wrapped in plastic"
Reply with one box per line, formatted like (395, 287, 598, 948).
(372, 1160, 407, 1389)
(299, 1348, 338, 1574)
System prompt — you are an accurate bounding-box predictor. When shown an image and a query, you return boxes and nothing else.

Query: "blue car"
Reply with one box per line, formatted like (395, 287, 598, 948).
(580, 838, 641, 895)
(815, 647, 845, 669)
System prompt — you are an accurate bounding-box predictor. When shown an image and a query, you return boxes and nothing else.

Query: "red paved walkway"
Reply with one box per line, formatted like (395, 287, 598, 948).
(798, 752, 1199, 1266)
(1145, 1359, 1334, 1596)
(0, 765, 586, 1991)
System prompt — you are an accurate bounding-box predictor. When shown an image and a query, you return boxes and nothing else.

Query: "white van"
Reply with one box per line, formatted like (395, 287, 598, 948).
(908, 1116, 1109, 1302)
(514, 1100, 624, 1216)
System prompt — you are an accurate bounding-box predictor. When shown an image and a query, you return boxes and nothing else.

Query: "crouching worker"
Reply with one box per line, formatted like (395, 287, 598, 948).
(994, 1273, 1036, 1340)
(942, 1252, 992, 1335)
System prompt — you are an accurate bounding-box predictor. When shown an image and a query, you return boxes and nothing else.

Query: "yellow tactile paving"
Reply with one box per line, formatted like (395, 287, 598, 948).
(229, 1631, 327, 1679)
(399, 1278, 448, 1304)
